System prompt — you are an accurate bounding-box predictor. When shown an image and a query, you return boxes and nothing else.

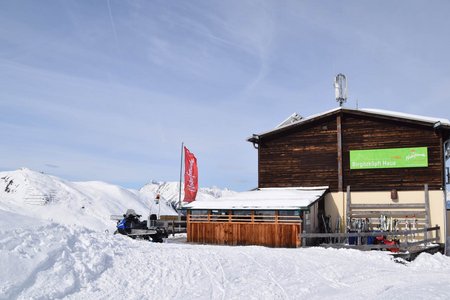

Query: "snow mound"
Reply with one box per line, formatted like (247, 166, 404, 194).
(409, 252, 450, 270)
(0, 210, 117, 299)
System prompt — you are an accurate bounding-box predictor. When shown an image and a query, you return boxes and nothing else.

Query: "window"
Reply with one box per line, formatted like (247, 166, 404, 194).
(190, 210, 208, 221)
(210, 209, 229, 222)
(231, 210, 252, 222)
(278, 210, 301, 223)
(254, 210, 276, 222)
(278, 210, 300, 216)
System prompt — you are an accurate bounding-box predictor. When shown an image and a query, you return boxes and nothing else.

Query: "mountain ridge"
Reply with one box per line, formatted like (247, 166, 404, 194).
(0, 168, 235, 231)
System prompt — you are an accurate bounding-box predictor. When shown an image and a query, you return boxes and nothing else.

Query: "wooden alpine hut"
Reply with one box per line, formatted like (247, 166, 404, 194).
(247, 107, 450, 250)
(184, 103, 450, 250)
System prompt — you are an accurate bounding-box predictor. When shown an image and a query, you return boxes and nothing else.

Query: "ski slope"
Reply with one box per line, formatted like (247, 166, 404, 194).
(2, 210, 450, 300)
(2, 169, 450, 299)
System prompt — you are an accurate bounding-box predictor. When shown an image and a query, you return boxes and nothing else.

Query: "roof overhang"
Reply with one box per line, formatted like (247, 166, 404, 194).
(184, 187, 329, 210)
(247, 107, 450, 144)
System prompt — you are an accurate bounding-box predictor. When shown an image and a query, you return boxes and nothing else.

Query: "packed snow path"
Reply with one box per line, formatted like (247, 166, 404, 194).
(2, 222, 450, 299)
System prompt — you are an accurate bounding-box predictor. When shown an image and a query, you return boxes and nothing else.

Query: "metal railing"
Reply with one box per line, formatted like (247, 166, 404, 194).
(300, 226, 441, 252)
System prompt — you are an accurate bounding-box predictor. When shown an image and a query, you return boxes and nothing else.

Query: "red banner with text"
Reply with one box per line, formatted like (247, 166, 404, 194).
(183, 146, 198, 202)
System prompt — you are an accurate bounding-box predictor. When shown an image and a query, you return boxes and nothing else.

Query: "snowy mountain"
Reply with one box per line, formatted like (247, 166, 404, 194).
(139, 180, 236, 211)
(0, 168, 235, 231)
(0, 168, 149, 231)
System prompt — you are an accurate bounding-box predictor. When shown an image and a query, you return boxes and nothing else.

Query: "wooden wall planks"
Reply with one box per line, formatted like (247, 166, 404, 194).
(187, 222, 301, 248)
(258, 116, 339, 190)
(342, 115, 442, 191)
(257, 112, 445, 192)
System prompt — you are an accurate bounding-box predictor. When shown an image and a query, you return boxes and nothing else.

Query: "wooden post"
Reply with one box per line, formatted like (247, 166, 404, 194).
(302, 229, 306, 247)
(346, 185, 351, 244)
(440, 135, 445, 189)
(345, 186, 351, 227)
(297, 220, 302, 247)
(185, 211, 189, 240)
(424, 184, 431, 243)
(337, 114, 344, 192)
(172, 220, 175, 236)
(435, 224, 440, 244)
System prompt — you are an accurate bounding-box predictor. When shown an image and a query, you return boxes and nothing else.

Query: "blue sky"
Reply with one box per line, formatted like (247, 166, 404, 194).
(1, 1, 450, 191)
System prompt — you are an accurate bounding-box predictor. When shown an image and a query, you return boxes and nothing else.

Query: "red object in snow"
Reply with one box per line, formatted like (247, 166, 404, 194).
(376, 235, 400, 253)
(383, 239, 400, 253)
(183, 146, 198, 203)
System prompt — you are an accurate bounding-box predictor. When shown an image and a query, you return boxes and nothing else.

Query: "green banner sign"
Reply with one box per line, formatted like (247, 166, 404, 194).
(350, 147, 428, 169)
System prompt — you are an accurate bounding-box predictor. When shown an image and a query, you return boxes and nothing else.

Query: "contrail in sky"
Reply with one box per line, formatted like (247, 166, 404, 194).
(106, 0, 119, 46)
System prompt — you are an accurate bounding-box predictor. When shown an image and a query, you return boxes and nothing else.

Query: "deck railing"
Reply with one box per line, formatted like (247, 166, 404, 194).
(188, 211, 302, 224)
(300, 226, 441, 253)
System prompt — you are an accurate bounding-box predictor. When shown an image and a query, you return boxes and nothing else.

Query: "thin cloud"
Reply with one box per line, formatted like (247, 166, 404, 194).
(45, 164, 59, 169)
(106, 0, 119, 47)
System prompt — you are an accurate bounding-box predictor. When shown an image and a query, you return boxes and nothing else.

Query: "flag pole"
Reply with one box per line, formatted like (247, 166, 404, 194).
(178, 142, 184, 221)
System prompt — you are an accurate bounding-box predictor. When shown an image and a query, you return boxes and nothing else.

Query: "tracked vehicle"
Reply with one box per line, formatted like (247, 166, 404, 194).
(112, 209, 168, 243)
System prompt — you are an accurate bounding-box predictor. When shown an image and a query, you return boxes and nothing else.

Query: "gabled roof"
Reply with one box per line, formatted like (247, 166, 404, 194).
(248, 107, 450, 143)
(184, 187, 328, 210)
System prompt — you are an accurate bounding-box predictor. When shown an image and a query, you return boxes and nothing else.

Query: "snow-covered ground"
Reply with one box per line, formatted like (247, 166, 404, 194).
(2, 169, 450, 299)
(2, 211, 450, 300)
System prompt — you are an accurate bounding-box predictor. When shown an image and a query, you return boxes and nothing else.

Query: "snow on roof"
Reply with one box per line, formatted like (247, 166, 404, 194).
(251, 107, 450, 139)
(249, 107, 341, 138)
(184, 187, 328, 210)
(359, 108, 450, 126)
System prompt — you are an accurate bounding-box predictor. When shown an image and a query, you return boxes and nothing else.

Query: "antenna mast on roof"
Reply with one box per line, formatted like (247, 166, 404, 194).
(334, 73, 348, 107)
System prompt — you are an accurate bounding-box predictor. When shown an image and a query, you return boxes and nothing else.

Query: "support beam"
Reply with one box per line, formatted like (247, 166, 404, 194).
(337, 114, 343, 191)
(345, 185, 351, 230)
(424, 184, 431, 229)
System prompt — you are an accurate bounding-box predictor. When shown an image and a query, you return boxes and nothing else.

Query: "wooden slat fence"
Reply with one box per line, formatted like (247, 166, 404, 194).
(187, 210, 302, 247)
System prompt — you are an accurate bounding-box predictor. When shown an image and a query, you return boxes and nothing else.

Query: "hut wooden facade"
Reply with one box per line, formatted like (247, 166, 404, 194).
(248, 107, 450, 245)
(185, 187, 327, 247)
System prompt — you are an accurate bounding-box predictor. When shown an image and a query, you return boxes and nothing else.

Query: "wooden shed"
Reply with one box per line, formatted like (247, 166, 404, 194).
(248, 107, 450, 247)
(185, 187, 327, 247)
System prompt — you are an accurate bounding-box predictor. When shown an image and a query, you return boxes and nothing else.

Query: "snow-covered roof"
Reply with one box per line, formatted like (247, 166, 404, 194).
(360, 108, 450, 126)
(249, 107, 450, 140)
(184, 187, 328, 210)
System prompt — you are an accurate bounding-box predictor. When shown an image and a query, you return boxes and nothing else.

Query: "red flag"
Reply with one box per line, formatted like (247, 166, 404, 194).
(183, 146, 198, 202)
